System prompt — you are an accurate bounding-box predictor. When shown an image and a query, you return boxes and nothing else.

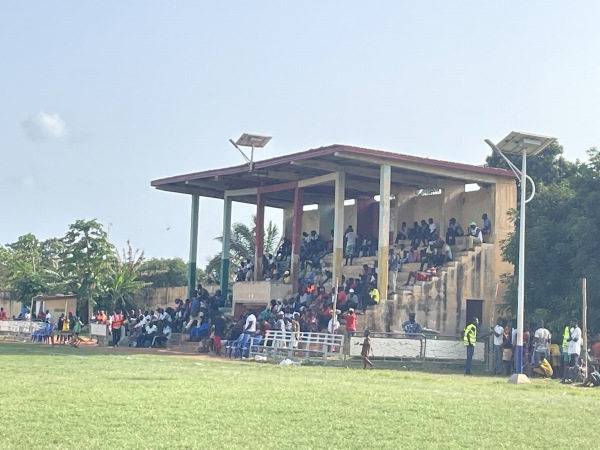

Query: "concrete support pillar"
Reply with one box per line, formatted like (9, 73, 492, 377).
(378, 165, 391, 300)
(291, 188, 304, 293)
(254, 193, 265, 281)
(220, 196, 232, 297)
(188, 194, 200, 301)
(333, 172, 346, 289)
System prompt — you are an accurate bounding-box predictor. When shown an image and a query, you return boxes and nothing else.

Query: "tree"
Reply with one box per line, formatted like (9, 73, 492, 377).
(106, 241, 145, 312)
(139, 257, 188, 287)
(0, 234, 63, 303)
(205, 217, 280, 283)
(495, 145, 600, 335)
(59, 219, 116, 313)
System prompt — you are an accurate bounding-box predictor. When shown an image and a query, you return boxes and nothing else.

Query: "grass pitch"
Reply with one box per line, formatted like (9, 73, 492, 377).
(0, 343, 597, 449)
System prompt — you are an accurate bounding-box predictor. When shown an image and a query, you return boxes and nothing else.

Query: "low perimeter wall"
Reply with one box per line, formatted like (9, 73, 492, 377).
(349, 335, 485, 361)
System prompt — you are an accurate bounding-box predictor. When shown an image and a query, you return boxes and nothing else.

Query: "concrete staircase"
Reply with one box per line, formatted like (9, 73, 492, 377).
(324, 236, 488, 335)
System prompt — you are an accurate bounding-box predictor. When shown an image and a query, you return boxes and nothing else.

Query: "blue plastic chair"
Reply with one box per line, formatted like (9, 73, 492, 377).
(234, 334, 251, 359)
(244, 335, 263, 358)
(227, 334, 246, 358)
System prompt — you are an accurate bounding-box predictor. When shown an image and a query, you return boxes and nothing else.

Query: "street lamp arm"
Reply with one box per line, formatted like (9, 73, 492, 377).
(484, 139, 536, 203)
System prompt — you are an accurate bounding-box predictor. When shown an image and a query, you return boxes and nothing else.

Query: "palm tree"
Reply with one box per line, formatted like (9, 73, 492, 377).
(106, 241, 145, 312)
(205, 217, 280, 283)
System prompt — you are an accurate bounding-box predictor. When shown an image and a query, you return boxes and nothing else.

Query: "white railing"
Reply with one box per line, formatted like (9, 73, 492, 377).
(251, 330, 345, 363)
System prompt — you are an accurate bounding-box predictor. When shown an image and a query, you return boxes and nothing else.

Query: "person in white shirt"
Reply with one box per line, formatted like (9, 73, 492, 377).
(428, 218, 437, 237)
(533, 321, 552, 364)
(244, 311, 257, 338)
(45, 310, 52, 324)
(345, 226, 358, 266)
(467, 222, 483, 242)
(567, 319, 582, 367)
(492, 318, 506, 375)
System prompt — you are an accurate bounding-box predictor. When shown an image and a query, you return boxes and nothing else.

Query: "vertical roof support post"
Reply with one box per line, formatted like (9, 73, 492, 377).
(378, 165, 391, 301)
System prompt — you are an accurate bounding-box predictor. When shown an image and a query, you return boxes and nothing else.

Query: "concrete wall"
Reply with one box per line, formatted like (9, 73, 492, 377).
(0, 291, 20, 318)
(134, 285, 220, 311)
(232, 281, 293, 316)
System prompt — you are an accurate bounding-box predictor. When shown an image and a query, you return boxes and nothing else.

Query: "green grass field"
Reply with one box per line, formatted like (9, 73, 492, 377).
(0, 343, 597, 449)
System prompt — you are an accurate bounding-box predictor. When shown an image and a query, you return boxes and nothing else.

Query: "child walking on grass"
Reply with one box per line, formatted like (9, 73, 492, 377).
(357, 329, 374, 369)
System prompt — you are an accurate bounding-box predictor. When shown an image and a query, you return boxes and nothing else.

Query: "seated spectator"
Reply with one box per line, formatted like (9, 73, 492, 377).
(346, 288, 359, 311)
(445, 218, 464, 245)
(403, 266, 437, 286)
(367, 283, 380, 306)
(407, 245, 420, 263)
(419, 244, 437, 271)
(153, 321, 172, 348)
(402, 312, 422, 335)
(481, 213, 492, 235)
(432, 236, 452, 267)
(467, 222, 483, 241)
(395, 222, 408, 243)
(397, 243, 409, 269)
(408, 222, 420, 247)
(532, 354, 553, 378)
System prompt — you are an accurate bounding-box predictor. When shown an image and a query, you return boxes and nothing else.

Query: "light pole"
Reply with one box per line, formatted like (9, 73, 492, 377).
(485, 131, 556, 385)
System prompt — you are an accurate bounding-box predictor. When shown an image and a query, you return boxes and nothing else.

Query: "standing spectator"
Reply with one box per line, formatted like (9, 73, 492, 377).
(481, 213, 492, 236)
(357, 330, 374, 369)
(110, 309, 124, 348)
(336, 287, 347, 312)
(428, 218, 437, 238)
(560, 321, 572, 382)
(0, 307, 7, 320)
(567, 319, 582, 369)
(44, 310, 52, 324)
(72, 316, 83, 347)
(244, 310, 257, 338)
(419, 220, 430, 246)
(345, 226, 358, 266)
(212, 312, 226, 356)
(492, 318, 506, 375)
(185, 291, 202, 331)
(464, 317, 478, 375)
(388, 249, 401, 293)
(532, 321, 551, 364)
(343, 308, 357, 344)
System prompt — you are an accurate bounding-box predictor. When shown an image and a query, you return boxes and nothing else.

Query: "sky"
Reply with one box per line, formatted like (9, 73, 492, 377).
(2, 1, 600, 266)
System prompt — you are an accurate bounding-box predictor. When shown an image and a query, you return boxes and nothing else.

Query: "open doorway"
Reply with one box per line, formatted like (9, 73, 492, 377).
(466, 299, 484, 328)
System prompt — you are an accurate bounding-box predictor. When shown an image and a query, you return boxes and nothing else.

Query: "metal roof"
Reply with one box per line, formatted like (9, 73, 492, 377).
(151, 144, 513, 208)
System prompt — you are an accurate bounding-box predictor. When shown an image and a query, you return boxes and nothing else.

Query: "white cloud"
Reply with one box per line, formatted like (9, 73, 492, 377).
(22, 112, 68, 141)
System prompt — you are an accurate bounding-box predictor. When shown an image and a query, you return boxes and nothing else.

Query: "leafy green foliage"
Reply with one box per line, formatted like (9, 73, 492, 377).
(139, 257, 188, 287)
(105, 241, 145, 312)
(205, 217, 280, 283)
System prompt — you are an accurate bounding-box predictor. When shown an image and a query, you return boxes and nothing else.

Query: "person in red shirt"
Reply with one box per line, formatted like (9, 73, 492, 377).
(0, 307, 7, 320)
(343, 308, 357, 341)
(336, 287, 347, 311)
(592, 334, 600, 361)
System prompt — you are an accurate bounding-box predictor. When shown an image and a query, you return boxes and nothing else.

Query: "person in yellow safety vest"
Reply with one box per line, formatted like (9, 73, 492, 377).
(561, 323, 572, 382)
(464, 317, 479, 375)
(110, 309, 124, 348)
